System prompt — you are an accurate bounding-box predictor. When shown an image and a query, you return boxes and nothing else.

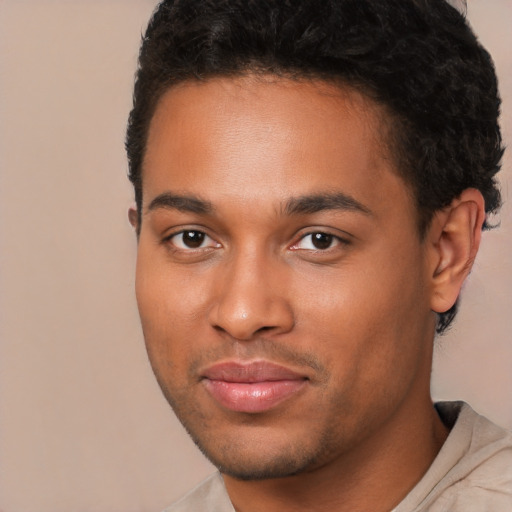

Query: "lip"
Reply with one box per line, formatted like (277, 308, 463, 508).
(201, 360, 308, 413)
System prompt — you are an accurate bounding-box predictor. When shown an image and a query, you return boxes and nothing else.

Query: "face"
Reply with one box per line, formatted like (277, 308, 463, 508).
(135, 76, 437, 480)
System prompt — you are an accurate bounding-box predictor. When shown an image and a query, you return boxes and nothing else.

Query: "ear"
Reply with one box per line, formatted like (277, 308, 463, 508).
(128, 204, 139, 232)
(427, 189, 485, 314)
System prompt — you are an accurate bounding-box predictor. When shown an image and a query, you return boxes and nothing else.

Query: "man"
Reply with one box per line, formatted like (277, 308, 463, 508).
(126, 0, 512, 510)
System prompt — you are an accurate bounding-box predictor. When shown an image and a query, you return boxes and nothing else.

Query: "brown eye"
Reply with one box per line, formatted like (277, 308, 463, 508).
(290, 229, 354, 254)
(311, 233, 334, 250)
(181, 230, 205, 248)
(293, 232, 338, 251)
(167, 230, 219, 250)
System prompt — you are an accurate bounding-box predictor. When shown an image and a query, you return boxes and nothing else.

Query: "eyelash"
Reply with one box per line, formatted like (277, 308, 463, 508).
(290, 231, 349, 251)
(164, 229, 220, 250)
(163, 229, 350, 253)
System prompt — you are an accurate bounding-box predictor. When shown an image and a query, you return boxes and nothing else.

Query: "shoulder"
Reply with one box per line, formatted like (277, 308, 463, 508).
(421, 467, 512, 512)
(395, 402, 512, 512)
(441, 410, 512, 511)
(162, 472, 235, 512)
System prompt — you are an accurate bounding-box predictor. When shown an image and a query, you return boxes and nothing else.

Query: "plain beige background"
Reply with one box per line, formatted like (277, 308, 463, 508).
(0, 1, 511, 511)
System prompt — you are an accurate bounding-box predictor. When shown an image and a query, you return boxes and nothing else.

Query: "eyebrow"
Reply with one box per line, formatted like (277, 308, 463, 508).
(283, 193, 372, 216)
(146, 191, 372, 218)
(147, 192, 213, 215)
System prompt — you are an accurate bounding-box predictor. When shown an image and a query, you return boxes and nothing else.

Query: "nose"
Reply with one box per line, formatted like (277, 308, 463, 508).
(208, 251, 294, 341)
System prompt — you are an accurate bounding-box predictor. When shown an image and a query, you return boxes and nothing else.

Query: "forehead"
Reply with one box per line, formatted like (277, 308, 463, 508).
(142, 75, 414, 220)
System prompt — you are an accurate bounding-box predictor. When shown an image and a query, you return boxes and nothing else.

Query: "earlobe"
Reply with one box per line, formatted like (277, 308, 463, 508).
(128, 205, 139, 231)
(428, 189, 485, 314)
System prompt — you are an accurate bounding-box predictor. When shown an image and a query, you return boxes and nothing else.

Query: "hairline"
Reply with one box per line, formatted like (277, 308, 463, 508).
(137, 70, 424, 236)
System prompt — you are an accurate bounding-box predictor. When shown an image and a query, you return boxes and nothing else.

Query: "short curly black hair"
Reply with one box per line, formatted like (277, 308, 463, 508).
(126, 0, 503, 333)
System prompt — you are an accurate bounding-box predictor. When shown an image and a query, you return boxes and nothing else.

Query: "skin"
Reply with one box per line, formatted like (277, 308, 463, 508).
(131, 76, 484, 512)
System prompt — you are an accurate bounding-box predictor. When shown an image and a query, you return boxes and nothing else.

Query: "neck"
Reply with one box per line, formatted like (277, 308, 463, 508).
(223, 397, 449, 512)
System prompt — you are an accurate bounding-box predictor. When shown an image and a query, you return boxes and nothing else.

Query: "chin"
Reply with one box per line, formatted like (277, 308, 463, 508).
(185, 424, 329, 481)
(204, 449, 316, 481)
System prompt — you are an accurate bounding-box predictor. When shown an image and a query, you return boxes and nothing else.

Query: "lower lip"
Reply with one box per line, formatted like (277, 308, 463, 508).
(203, 379, 307, 413)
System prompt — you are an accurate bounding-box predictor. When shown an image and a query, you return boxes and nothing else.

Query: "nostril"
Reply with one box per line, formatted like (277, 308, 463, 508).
(212, 323, 275, 338)
(256, 326, 275, 333)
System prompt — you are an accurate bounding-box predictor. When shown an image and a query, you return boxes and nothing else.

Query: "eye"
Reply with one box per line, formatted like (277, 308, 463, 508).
(292, 232, 344, 251)
(166, 230, 219, 250)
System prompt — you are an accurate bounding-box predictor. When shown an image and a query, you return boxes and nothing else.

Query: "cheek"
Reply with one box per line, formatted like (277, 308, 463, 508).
(135, 251, 191, 366)
(293, 246, 430, 380)
(136, 240, 205, 325)
(134, 246, 227, 385)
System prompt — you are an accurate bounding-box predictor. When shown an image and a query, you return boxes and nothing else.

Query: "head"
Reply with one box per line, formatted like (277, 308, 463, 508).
(126, 0, 503, 482)
(127, 0, 502, 334)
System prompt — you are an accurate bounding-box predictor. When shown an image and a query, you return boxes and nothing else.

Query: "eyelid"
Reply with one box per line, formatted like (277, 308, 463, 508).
(163, 228, 221, 250)
(289, 229, 352, 251)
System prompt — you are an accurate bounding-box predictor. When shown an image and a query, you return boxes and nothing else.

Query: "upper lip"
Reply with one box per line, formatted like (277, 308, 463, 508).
(201, 360, 308, 383)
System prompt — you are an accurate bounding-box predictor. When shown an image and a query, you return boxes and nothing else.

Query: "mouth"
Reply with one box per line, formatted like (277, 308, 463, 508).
(201, 360, 309, 413)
